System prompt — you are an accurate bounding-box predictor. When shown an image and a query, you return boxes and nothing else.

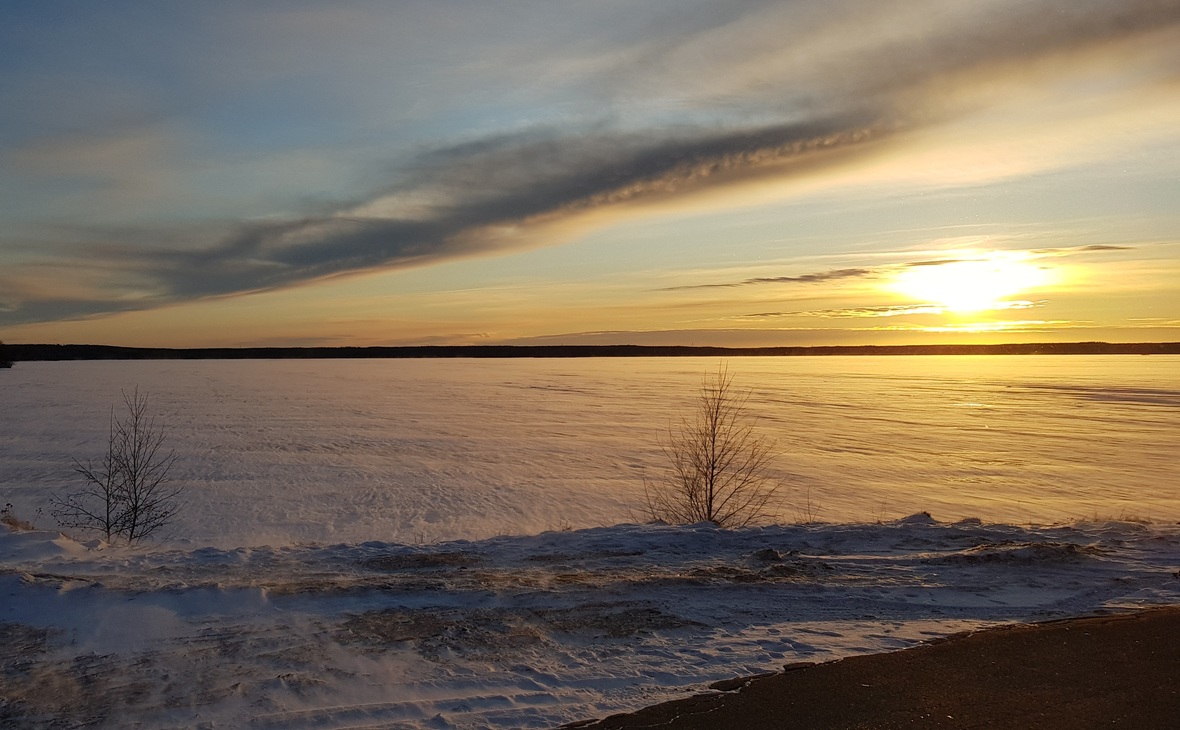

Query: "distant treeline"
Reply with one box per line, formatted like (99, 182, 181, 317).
(3, 341, 1179, 362)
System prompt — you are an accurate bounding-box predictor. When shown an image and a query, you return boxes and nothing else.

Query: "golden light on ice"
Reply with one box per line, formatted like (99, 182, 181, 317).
(891, 254, 1050, 313)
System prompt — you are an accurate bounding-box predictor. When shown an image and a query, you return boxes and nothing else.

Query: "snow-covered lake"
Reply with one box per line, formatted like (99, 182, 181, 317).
(3, 356, 1178, 546)
(1, 356, 1178, 729)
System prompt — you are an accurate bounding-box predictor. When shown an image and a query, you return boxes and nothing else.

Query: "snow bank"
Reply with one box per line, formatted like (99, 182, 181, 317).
(2, 517, 1178, 728)
(0, 526, 101, 563)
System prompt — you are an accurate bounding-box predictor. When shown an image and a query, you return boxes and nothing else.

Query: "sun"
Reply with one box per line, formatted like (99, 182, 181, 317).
(890, 254, 1050, 312)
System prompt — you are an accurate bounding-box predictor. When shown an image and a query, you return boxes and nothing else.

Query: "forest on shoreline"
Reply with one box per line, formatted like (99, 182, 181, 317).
(3, 341, 1178, 362)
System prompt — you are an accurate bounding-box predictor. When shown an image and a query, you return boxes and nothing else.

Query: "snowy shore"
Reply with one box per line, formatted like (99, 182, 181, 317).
(3, 515, 1179, 728)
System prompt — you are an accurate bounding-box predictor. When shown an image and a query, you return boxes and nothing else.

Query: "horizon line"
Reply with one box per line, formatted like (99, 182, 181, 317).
(4, 341, 1178, 362)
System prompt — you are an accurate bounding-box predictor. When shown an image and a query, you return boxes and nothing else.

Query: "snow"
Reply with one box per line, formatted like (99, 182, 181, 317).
(3, 356, 1179, 548)
(3, 517, 1180, 728)
(1, 356, 1179, 727)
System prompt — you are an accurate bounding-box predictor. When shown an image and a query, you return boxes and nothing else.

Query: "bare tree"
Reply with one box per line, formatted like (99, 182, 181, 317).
(642, 366, 782, 528)
(52, 409, 125, 541)
(52, 388, 183, 544)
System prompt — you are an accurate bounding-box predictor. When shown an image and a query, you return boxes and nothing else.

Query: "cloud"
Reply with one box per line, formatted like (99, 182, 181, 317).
(1031, 243, 1136, 255)
(900, 259, 968, 268)
(744, 305, 948, 319)
(895, 319, 1075, 334)
(660, 267, 876, 291)
(109, 116, 895, 304)
(660, 256, 1022, 292)
(2, 0, 1178, 328)
(740, 300, 1044, 320)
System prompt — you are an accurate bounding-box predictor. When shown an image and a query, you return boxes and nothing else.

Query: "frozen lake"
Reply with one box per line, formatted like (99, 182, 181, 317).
(2, 356, 1178, 547)
(3, 355, 1180, 728)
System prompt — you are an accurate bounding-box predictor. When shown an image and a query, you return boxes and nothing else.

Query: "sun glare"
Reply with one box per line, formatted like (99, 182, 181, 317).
(891, 255, 1050, 313)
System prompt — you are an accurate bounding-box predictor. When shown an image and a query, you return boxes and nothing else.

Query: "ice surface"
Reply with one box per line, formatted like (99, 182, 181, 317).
(2, 518, 1179, 728)
(2, 356, 1178, 547)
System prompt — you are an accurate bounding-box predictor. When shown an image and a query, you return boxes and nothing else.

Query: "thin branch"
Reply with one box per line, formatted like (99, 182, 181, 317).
(50, 387, 183, 545)
(642, 365, 783, 528)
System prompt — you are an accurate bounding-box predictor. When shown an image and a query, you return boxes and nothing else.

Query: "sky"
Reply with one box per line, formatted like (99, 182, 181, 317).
(1, 0, 1178, 348)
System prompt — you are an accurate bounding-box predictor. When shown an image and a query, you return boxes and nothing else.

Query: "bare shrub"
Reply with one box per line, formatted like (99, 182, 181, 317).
(51, 388, 183, 544)
(1, 503, 36, 532)
(642, 365, 782, 528)
(792, 484, 829, 524)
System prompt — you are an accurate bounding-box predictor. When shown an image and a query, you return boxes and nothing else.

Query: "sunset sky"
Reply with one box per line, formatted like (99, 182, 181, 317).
(2, 0, 1178, 348)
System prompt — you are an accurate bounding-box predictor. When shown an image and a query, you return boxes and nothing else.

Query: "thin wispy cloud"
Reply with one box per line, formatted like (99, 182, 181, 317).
(659, 256, 1044, 293)
(740, 300, 1044, 320)
(661, 267, 876, 291)
(1032, 244, 1135, 255)
(743, 305, 947, 320)
(901, 320, 1076, 334)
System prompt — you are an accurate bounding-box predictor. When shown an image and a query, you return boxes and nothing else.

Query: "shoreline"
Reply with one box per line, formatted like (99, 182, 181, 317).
(565, 605, 1180, 729)
(3, 519, 1179, 728)
(4, 341, 1180, 362)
